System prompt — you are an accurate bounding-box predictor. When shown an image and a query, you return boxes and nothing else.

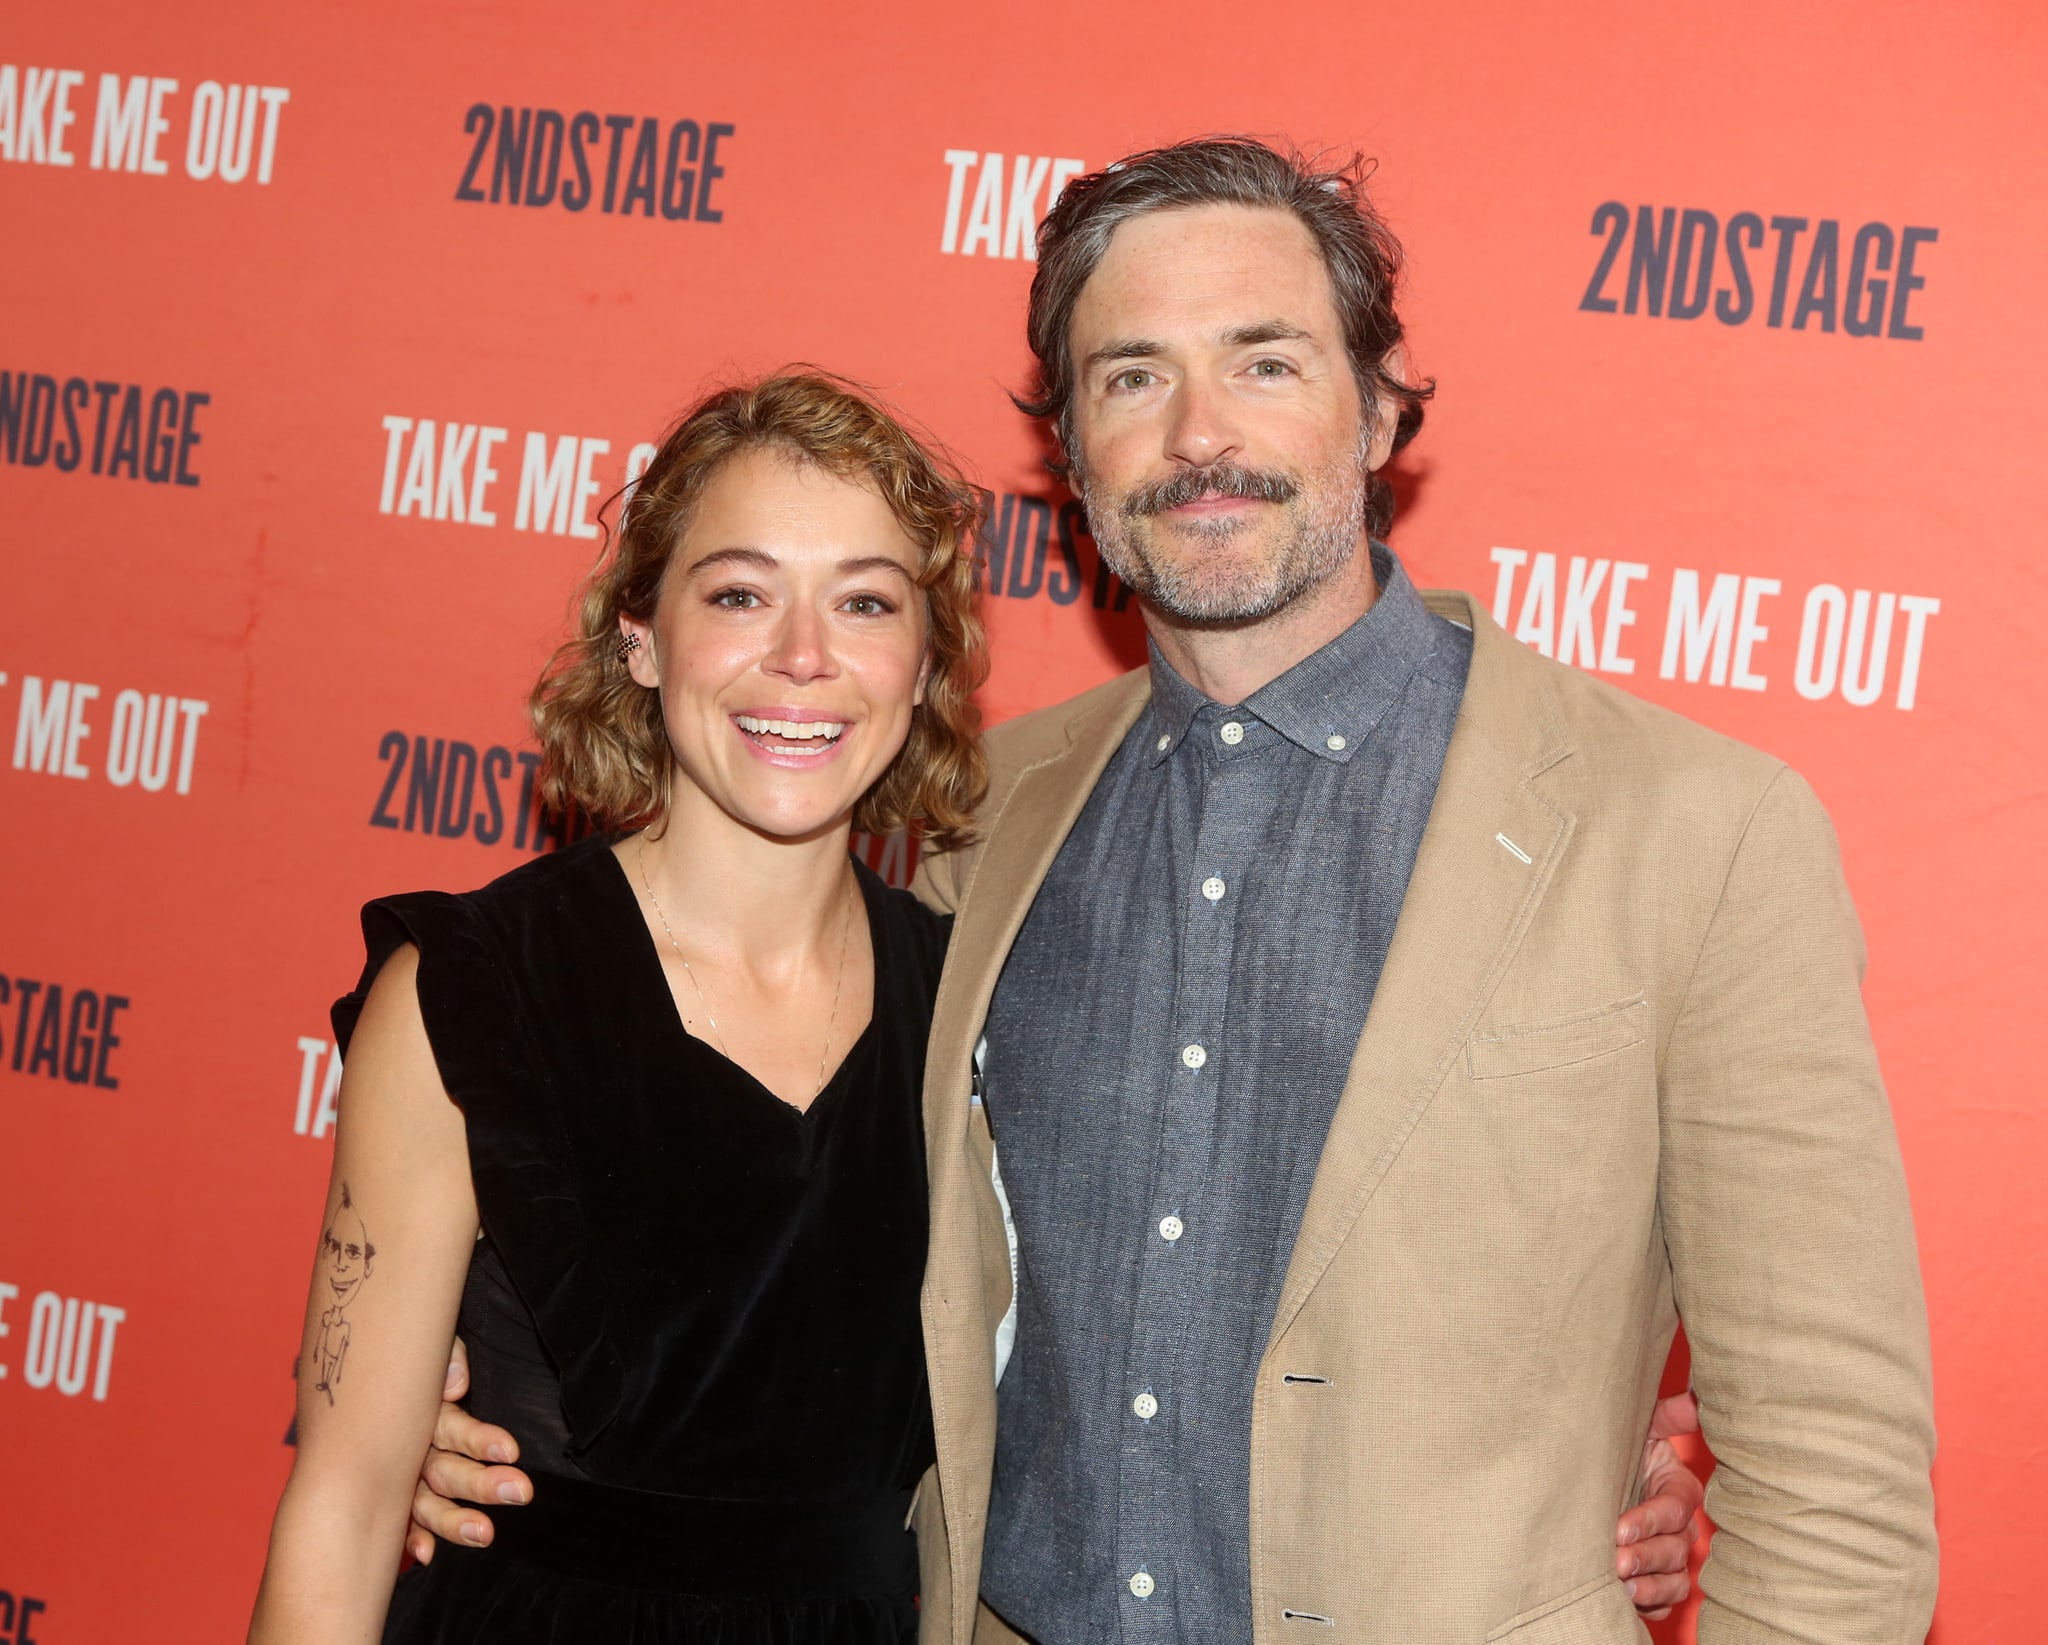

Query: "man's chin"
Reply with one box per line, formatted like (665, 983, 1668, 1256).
(1141, 573, 1298, 626)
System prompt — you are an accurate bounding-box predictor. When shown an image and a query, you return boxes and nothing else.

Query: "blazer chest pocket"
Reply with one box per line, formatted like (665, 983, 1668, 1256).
(1466, 995, 1648, 1081)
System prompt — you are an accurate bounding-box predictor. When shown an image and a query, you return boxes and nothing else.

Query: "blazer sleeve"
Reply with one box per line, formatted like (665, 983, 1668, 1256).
(1660, 765, 1937, 1643)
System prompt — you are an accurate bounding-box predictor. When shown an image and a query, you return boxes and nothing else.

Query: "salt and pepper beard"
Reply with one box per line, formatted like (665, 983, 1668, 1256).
(1078, 428, 1372, 626)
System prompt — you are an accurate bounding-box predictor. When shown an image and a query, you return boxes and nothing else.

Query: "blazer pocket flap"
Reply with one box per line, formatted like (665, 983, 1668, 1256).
(1485, 1572, 1641, 1641)
(1466, 997, 1648, 1081)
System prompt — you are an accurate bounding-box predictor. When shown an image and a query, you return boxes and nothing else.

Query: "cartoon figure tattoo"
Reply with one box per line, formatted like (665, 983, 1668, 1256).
(313, 1181, 375, 1405)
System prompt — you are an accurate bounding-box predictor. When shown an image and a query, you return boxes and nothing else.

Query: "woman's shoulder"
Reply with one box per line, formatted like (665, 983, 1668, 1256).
(366, 833, 617, 938)
(334, 835, 624, 1055)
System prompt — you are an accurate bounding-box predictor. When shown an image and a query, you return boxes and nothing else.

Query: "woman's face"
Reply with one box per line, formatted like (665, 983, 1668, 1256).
(621, 446, 931, 843)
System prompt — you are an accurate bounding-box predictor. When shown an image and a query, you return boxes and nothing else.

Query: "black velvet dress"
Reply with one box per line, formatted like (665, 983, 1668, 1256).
(329, 835, 943, 1644)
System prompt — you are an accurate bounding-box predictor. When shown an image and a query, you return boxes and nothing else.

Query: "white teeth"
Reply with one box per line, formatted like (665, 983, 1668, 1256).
(735, 714, 847, 741)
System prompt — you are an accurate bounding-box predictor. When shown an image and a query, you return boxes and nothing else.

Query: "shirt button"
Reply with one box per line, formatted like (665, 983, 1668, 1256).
(1201, 876, 1226, 902)
(1326, 733, 1347, 751)
(1133, 1392, 1159, 1420)
(1156, 733, 1171, 752)
(1180, 1043, 1207, 1069)
(1219, 720, 1245, 745)
(1158, 1215, 1184, 1241)
(1129, 1571, 1155, 1599)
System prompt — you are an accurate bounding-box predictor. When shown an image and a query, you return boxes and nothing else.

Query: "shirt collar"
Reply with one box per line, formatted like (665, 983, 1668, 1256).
(1144, 544, 1441, 765)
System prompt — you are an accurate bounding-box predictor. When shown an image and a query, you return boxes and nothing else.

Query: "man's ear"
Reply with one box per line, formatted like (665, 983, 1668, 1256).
(1363, 344, 1411, 473)
(619, 614, 659, 688)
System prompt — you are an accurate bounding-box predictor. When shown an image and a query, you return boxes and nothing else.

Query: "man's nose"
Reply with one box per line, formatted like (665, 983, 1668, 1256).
(1163, 373, 1244, 469)
(763, 602, 836, 684)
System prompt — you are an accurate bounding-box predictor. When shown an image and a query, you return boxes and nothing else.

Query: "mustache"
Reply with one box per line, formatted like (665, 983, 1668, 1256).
(1119, 462, 1299, 518)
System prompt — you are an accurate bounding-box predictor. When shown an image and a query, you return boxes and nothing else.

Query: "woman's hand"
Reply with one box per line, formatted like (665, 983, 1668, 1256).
(1616, 1391, 1707, 1618)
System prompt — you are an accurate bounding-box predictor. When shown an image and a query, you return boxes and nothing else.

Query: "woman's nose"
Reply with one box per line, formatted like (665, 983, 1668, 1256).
(764, 604, 834, 683)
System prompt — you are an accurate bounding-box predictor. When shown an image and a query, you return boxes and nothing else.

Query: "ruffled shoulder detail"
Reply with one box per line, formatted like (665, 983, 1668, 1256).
(329, 850, 630, 1459)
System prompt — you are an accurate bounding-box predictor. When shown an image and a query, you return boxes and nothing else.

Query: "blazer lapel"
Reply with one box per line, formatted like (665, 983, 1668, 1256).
(925, 669, 1153, 1125)
(922, 668, 1150, 1645)
(1269, 593, 1577, 1345)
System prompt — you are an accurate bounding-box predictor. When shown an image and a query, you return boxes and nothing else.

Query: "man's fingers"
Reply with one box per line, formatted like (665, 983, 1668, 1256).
(432, 1400, 519, 1466)
(411, 1477, 496, 1549)
(421, 1446, 531, 1509)
(1646, 1388, 1701, 1443)
(405, 1526, 437, 1565)
(1624, 1569, 1691, 1617)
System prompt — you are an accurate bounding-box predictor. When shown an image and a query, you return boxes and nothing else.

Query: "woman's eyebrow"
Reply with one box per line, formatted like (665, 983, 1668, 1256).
(837, 556, 917, 581)
(685, 546, 778, 576)
(684, 548, 913, 580)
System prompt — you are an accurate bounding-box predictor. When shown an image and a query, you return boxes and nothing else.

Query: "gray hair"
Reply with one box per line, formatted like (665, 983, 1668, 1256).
(1017, 136, 1432, 539)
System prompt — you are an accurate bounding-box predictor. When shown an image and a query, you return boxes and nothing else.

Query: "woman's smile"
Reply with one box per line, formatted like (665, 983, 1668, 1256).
(732, 710, 851, 761)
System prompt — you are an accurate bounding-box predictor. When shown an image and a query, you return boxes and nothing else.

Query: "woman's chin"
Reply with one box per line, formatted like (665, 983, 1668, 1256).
(720, 791, 865, 846)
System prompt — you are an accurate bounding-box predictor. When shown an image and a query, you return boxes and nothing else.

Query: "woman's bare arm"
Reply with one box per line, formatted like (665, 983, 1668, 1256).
(248, 946, 478, 1644)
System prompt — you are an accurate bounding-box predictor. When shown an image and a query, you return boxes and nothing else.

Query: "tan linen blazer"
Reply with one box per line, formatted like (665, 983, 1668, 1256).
(909, 589, 1936, 1645)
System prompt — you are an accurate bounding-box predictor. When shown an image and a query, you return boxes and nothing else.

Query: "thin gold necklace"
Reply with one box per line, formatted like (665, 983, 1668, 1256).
(636, 837, 856, 1099)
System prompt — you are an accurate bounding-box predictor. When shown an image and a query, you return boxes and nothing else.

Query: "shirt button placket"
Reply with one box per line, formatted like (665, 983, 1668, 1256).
(1124, 718, 1242, 1637)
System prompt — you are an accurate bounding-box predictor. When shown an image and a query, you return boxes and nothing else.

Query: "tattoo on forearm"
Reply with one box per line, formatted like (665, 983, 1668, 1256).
(313, 1181, 376, 1405)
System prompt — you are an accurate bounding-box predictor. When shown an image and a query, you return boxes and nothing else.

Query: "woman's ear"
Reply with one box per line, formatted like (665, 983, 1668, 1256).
(913, 650, 932, 709)
(619, 614, 659, 688)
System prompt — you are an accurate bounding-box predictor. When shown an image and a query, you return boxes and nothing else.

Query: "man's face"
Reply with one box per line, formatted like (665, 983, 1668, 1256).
(322, 1205, 371, 1306)
(1067, 203, 1391, 624)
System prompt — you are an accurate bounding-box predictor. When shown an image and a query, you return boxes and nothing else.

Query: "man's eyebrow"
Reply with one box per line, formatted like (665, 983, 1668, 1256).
(1082, 338, 1169, 374)
(1222, 321, 1316, 347)
(1081, 322, 1319, 376)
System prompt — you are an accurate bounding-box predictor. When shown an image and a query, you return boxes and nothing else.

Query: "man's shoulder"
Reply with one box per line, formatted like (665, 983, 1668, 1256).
(1549, 650, 1783, 786)
(982, 667, 1150, 783)
(1436, 585, 1788, 804)
(913, 668, 1148, 914)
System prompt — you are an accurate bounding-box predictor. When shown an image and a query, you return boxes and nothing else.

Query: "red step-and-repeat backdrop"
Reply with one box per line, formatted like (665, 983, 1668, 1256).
(3, 2, 2041, 1639)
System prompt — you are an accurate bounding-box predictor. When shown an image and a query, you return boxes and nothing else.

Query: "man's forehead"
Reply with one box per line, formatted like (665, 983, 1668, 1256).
(1073, 204, 1339, 343)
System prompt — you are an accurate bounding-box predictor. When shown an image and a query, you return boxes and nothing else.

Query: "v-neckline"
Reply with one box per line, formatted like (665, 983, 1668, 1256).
(599, 841, 883, 1120)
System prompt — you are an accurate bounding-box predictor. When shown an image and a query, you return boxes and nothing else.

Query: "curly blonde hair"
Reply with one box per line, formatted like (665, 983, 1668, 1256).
(531, 373, 987, 848)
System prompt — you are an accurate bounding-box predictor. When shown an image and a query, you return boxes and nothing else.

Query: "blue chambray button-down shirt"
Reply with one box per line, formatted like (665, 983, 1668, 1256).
(977, 547, 1472, 1643)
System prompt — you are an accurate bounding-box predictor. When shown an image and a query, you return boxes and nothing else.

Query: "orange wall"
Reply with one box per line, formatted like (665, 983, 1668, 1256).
(1, 3, 2038, 1638)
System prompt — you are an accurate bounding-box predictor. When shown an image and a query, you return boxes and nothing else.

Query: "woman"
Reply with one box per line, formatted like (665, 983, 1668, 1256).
(249, 373, 986, 1643)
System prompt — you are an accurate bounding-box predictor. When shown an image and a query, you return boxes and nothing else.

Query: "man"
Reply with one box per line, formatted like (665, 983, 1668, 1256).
(416, 139, 1936, 1640)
